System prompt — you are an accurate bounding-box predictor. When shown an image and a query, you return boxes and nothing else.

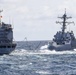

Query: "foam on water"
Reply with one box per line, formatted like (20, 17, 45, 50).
(40, 44, 76, 54)
(10, 49, 29, 55)
(10, 48, 76, 56)
(40, 49, 76, 54)
(36, 70, 51, 74)
(40, 44, 48, 50)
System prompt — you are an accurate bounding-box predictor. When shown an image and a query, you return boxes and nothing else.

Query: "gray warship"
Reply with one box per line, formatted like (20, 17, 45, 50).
(48, 11, 76, 51)
(0, 10, 16, 55)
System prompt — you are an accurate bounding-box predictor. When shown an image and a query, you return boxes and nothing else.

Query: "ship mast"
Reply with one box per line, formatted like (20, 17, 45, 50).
(56, 9, 74, 35)
(0, 10, 3, 25)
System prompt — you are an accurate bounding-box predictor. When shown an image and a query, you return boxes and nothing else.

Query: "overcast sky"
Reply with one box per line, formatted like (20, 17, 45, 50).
(0, 0, 76, 41)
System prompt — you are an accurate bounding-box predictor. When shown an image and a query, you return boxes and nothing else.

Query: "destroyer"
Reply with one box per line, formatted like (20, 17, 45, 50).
(0, 10, 16, 55)
(48, 10, 76, 51)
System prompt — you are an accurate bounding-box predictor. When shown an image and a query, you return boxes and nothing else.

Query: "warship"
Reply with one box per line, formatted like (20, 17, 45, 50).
(48, 10, 76, 51)
(0, 10, 16, 55)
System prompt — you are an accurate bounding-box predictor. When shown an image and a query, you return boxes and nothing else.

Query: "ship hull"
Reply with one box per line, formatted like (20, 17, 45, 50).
(48, 44, 73, 51)
(48, 41, 76, 51)
(0, 42, 16, 55)
(0, 47, 15, 55)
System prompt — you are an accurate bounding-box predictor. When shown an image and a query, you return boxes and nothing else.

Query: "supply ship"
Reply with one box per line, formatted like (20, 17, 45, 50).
(48, 10, 76, 51)
(0, 10, 16, 55)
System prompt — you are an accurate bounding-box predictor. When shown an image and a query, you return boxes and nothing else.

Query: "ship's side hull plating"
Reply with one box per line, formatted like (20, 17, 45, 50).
(0, 47, 15, 55)
(0, 42, 16, 55)
(48, 41, 76, 51)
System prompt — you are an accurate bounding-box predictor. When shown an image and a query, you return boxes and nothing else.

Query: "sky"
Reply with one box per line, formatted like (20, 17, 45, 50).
(0, 0, 76, 41)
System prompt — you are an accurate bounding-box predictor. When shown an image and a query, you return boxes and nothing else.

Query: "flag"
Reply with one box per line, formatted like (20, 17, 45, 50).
(0, 16, 2, 18)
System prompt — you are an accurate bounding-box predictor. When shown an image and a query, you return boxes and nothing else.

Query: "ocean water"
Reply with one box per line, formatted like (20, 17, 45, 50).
(0, 41, 76, 75)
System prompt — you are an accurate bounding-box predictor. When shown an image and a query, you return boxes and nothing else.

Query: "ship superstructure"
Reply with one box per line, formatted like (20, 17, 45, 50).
(0, 10, 16, 55)
(48, 10, 76, 51)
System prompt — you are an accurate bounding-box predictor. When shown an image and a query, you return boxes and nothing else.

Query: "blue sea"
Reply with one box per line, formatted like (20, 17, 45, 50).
(0, 41, 76, 75)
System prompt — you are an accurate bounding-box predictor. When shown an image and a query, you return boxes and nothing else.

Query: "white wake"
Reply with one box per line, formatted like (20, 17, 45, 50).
(10, 48, 76, 56)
